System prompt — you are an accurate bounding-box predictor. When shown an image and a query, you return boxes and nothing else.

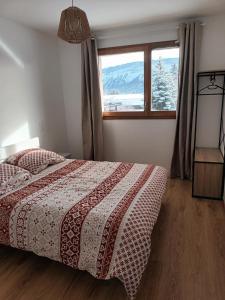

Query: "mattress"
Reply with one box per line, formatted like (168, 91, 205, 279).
(0, 159, 167, 299)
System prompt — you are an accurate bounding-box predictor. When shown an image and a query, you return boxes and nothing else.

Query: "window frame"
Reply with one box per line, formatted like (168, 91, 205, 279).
(98, 40, 178, 120)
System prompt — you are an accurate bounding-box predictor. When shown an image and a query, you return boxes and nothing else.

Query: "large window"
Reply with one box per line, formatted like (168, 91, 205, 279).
(98, 41, 179, 119)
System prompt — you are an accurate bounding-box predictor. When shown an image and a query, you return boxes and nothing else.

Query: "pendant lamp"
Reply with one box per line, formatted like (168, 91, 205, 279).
(58, 0, 91, 43)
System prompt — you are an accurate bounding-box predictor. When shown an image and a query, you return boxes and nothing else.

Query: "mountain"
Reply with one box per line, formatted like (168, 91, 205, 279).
(102, 58, 179, 94)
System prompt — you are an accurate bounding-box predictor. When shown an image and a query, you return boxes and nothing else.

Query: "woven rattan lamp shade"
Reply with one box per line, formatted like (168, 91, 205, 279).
(58, 6, 91, 43)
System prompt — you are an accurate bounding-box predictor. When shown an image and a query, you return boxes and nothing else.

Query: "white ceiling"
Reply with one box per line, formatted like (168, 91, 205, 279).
(0, 0, 225, 34)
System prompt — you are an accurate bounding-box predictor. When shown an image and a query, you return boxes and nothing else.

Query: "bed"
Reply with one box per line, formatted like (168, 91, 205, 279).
(0, 138, 168, 300)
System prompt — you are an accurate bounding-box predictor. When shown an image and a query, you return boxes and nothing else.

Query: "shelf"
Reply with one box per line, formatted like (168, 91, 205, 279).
(193, 71, 225, 200)
(197, 70, 225, 77)
(194, 147, 224, 163)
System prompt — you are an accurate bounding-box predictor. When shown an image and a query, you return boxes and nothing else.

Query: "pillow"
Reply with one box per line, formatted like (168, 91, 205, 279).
(0, 163, 31, 195)
(6, 148, 65, 175)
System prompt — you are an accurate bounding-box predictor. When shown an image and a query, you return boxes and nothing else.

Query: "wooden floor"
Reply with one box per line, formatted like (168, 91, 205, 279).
(0, 179, 225, 300)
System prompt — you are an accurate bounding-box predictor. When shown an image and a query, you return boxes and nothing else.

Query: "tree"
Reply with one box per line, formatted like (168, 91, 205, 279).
(169, 63, 179, 110)
(152, 57, 172, 110)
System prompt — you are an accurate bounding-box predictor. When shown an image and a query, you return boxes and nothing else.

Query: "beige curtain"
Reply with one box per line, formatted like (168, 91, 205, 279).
(81, 38, 103, 161)
(171, 22, 201, 179)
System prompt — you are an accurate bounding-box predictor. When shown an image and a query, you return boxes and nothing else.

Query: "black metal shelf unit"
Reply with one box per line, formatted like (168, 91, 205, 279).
(192, 70, 225, 200)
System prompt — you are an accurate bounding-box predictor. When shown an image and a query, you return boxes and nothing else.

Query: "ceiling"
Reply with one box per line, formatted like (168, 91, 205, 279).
(0, 0, 225, 34)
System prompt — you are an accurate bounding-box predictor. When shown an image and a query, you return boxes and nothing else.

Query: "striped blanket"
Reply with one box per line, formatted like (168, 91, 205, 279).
(0, 159, 167, 299)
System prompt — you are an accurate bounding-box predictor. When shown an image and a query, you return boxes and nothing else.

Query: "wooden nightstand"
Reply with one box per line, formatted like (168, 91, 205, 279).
(59, 153, 72, 159)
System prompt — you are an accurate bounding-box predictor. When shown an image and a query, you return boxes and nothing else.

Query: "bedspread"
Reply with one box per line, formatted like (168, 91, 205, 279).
(0, 159, 167, 299)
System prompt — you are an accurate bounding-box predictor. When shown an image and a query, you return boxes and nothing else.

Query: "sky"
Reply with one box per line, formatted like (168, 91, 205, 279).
(101, 48, 179, 69)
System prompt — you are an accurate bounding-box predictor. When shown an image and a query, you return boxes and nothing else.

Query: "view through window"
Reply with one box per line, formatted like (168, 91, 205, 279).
(151, 48, 179, 111)
(100, 52, 144, 112)
(98, 41, 179, 118)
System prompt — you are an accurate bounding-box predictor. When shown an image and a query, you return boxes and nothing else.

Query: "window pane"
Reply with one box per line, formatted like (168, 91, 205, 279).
(99, 52, 144, 112)
(151, 47, 179, 111)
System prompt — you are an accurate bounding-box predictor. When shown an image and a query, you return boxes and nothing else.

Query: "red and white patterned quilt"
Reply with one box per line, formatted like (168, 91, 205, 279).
(0, 159, 167, 299)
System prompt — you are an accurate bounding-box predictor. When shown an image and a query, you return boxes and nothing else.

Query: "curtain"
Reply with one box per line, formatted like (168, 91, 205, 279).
(81, 38, 103, 161)
(170, 21, 201, 179)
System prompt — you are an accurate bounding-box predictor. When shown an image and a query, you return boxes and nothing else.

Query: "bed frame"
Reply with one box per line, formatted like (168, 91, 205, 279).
(0, 137, 40, 163)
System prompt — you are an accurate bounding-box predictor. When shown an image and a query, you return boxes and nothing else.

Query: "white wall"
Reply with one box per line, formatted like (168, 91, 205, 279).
(58, 40, 83, 158)
(199, 15, 225, 71)
(59, 14, 225, 170)
(0, 17, 68, 152)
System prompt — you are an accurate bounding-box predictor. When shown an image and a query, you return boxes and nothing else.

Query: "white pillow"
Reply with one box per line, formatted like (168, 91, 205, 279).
(5, 148, 65, 175)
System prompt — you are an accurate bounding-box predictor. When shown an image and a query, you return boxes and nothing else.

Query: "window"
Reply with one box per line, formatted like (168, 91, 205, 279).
(98, 41, 179, 119)
(100, 51, 144, 112)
